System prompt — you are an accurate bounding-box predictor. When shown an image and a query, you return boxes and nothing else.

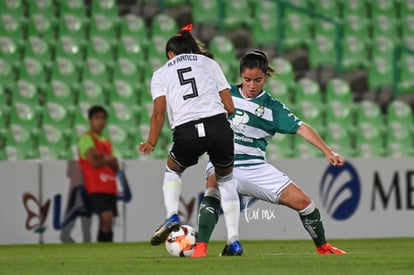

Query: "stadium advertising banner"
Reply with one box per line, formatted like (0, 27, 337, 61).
(0, 158, 413, 245)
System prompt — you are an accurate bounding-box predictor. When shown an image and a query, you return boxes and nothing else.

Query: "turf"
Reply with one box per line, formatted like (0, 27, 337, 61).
(0, 238, 413, 274)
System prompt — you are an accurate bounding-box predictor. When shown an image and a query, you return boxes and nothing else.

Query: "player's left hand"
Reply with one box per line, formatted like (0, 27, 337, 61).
(326, 150, 345, 167)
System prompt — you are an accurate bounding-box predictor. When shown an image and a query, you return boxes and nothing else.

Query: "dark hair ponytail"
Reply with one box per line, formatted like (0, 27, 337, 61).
(239, 50, 275, 77)
(165, 27, 214, 59)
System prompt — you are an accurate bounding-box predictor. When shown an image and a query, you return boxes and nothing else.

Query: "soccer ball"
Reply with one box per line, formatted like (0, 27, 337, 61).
(165, 225, 197, 257)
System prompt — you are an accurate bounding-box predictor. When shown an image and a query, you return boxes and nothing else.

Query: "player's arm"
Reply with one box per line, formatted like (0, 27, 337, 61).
(219, 88, 235, 115)
(86, 147, 119, 172)
(296, 122, 345, 167)
(139, 96, 166, 155)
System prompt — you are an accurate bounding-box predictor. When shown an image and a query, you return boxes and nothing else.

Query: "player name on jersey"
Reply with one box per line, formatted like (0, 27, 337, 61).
(167, 54, 198, 67)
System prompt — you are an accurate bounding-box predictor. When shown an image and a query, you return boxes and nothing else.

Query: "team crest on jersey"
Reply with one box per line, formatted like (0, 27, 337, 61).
(255, 105, 265, 117)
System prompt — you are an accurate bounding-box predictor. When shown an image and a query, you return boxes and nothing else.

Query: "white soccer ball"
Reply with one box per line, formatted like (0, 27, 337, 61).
(165, 225, 197, 257)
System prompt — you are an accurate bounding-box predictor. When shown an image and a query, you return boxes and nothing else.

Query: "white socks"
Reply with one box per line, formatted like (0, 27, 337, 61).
(162, 166, 182, 218)
(217, 172, 240, 244)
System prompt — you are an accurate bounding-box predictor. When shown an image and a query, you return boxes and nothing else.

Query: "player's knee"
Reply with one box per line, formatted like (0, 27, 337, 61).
(215, 172, 233, 185)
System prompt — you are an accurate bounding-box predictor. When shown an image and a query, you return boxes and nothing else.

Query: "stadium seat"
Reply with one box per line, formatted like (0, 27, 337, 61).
(111, 58, 141, 104)
(71, 103, 91, 137)
(41, 101, 72, 132)
(222, 0, 253, 30)
(270, 57, 296, 90)
(26, 13, 57, 40)
(386, 100, 413, 127)
(354, 122, 386, 158)
(369, 0, 397, 17)
(191, 0, 219, 25)
(325, 101, 354, 134)
(9, 80, 40, 106)
(49, 57, 80, 88)
(90, 0, 118, 19)
(295, 78, 322, 105)
(107, 102, 139, 130)
(313, 18, 338, 41)
(106, 123, 136, 160)
(54, 35, 85, 65)
(23, 36, 52, 68)
(399, 0, 414, 19)
(341, 0, 368, 18)
(42, 80, 75, 106)
(76, 80, 107, 106)
(324, 122, 356, 157)
(37, 124, 69, 160)
(116, 36, 146, 70)
(267, 133, 296, 159)
(147, 34, 169, 61)
(0, 36, 21, 68)
(309, 0, 339, 18)
(401, 13, 414, 41)
(325, 78, 353, 105)
(118, 14, 148, 47)
(341, 35, 369, 72)
(251, 2, 278, 46)
(57, 13, 88, 40)
(8, 102, 39, 131)
(371, 16, 399, 42)
(384, 123, 414, 157)
(80, 58, 110, 88)
(0, 14, 25, 41)
(4, 125, 38, 160)
(89, 14, 118, 39)
(283, 11, 312, 51)
(0, 0, 24, 17)
(307, 34, 336, 68)
(26, 0, 55, 17)
(56, 0, 86, 18)
(368, 36, 395, 90)
(264, 78, 293, 105)
(150, 13, 177, 38)
(397, 55, 414, 94)
(86, 35, 114, 64)
(295, 101, 325, 136)
(17, 58, 47, 88)
(0, 58, 16, 89)
(342, 15, 370, 44)
(354, 100, 384, 128)
(295, 137, 326, 158)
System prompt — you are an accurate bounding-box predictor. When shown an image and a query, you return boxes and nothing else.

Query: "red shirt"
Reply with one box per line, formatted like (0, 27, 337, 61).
(78, 132, 117, 195)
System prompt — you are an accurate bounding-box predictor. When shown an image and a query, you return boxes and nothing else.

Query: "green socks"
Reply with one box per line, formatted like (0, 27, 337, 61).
(197, 196, 221, 243)
(299, 208, 327, 247)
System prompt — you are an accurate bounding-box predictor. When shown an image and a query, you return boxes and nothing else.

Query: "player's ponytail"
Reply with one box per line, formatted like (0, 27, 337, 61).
(239, 50, 276, 77)
(165, 24, 214, 59)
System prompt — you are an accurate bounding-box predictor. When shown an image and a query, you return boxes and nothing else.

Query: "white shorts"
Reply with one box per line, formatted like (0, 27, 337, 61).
(206, 162, 292, 204)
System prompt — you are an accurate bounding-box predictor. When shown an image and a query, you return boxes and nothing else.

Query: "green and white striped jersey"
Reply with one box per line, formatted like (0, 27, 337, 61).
(229, 85, 302, 167)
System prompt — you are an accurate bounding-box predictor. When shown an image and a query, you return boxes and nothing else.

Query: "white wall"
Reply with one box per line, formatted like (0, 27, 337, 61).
(1, 157, 413, 245)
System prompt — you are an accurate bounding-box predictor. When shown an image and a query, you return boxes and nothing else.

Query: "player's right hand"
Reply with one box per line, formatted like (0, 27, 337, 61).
(138, 141, 154, 156)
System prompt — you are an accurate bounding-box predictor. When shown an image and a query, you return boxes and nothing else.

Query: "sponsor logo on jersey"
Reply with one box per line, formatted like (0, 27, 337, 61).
(320, 162, 361, 220)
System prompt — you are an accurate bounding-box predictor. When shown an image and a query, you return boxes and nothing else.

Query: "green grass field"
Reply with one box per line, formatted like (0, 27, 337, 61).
(0, 238, 413, 274)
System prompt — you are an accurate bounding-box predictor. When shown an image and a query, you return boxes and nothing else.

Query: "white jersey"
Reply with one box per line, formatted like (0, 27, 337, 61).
(151, 53, 231, 129)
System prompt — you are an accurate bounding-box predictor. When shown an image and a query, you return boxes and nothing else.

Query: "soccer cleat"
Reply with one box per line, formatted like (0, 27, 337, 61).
(150, 214, 181, 246)
(220, 240, 243, 256)
(191, 242, 208, 258)
(316, 243, 347, 254)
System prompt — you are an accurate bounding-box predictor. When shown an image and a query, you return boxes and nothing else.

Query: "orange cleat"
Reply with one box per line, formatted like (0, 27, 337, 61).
(192, 242, 208, 258)
(316, 243, 347, 255)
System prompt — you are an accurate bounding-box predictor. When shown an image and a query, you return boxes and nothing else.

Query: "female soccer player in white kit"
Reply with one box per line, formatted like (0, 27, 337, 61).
(138, 24, 241, 253)
(193, 50, 347, 256)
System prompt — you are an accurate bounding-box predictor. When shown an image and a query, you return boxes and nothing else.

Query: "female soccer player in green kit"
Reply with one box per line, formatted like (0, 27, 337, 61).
(192, 50, 347, 257)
